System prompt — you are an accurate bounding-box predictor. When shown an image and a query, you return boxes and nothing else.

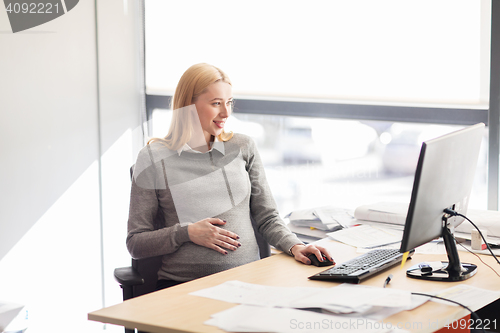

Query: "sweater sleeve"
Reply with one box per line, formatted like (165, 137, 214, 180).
(244, 137, 303, 254)
(126, 146, 191, 259)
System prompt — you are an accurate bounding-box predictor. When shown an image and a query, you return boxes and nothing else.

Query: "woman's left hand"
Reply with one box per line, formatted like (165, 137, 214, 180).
(290, 244, 335, 265)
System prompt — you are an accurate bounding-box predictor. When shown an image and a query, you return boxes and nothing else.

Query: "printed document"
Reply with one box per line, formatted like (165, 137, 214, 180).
(205, 304, 394, 333)
(432, 285, 500, 310)
(190, 280, 412, 311)
(327, 225, 402, 248)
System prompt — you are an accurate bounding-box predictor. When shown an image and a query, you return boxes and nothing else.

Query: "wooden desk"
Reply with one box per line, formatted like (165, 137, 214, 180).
(88, 241, 500, 333)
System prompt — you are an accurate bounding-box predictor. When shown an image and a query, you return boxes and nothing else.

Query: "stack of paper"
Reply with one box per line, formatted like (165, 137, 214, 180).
(285, 206, 354, 231)
(354, 202, 408, 227)
(354, 202, 500, 243)
(456, 209, 500, 241)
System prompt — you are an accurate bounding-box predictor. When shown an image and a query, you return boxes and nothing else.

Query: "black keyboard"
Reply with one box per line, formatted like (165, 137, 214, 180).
(309, 249, 415, 284)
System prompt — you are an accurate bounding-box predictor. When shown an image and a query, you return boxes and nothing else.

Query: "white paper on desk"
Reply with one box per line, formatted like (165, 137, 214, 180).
(365, 238, 445, 255)
(342, 284, 411, 308)
(290, 287, 365, 310)
(354, 202, 408, 225)
(455, 239, 500, 256)
(414, 240, 447, 254)
(290, 284, 412, 310)
(191, 280, 412, 315)
(287, 224, 328, 240)
(319, 304, 372, 314)
(314, 206, 355, 228)
(189, 280, 322, 308)
(206, 304, 392, 333)
(454, 231, 500, 247)
(354, 294, 429, 321)
(327, 225, 402, 248)
(456, 209, 500, 238)
(342, 284, 412, 308)
(432, 285, 500, 310)
(284, 208, 319, 222)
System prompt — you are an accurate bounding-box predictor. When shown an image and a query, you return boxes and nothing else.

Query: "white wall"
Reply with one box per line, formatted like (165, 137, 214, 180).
(0, 0, 143, 331)
(96, 0, 145, 309)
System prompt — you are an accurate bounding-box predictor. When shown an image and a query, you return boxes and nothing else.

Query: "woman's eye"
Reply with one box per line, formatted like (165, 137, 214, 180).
(212, 100, 233, 107)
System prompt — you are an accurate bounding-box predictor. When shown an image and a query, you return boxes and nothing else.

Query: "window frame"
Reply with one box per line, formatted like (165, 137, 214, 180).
(146, 94, 488, 125)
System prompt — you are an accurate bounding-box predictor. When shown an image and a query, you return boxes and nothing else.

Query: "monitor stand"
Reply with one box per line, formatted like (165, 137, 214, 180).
(406, 218, 477, 282)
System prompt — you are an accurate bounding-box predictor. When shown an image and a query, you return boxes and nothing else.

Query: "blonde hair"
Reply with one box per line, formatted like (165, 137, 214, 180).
(149, 63, 234, 150)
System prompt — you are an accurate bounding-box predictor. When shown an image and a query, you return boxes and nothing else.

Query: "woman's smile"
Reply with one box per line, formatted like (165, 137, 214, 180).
(213, 120, 225, 129)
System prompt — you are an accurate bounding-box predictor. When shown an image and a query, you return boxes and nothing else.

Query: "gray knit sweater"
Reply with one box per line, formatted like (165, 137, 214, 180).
(126, 134, 302, 282)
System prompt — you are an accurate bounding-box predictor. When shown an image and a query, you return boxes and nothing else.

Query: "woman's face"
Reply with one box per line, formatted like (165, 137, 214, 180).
(194, 81, 233, 143)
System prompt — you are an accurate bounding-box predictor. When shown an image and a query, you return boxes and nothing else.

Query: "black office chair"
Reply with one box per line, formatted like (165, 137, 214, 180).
(114, 166, 271, 333)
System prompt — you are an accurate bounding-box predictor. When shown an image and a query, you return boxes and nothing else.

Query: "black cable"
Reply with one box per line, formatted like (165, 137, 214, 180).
(411, 292, 486, 333)
(443, 209, 500, 265)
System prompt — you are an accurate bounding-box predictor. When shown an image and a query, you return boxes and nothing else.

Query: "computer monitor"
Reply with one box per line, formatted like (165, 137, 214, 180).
(400, 123, 485, 281)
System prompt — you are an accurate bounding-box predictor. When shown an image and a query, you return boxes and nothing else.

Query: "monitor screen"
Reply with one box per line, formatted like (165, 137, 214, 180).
(400, 123, 484, 281)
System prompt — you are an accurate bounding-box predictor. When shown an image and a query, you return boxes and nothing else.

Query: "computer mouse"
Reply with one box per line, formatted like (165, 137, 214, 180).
(308, 253, 334, 267)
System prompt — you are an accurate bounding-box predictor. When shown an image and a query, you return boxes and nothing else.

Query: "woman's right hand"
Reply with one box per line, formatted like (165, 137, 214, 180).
(187, 218, 241, 255)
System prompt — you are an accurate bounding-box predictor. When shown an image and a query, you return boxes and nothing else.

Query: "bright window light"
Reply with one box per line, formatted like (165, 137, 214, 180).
(146, 0, 490, 108)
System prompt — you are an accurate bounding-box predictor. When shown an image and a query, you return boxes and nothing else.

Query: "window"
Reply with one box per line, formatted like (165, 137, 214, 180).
(151, 109, 488, 212)
(146, 0, 490, 109)
(145, 0, 492, 211)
